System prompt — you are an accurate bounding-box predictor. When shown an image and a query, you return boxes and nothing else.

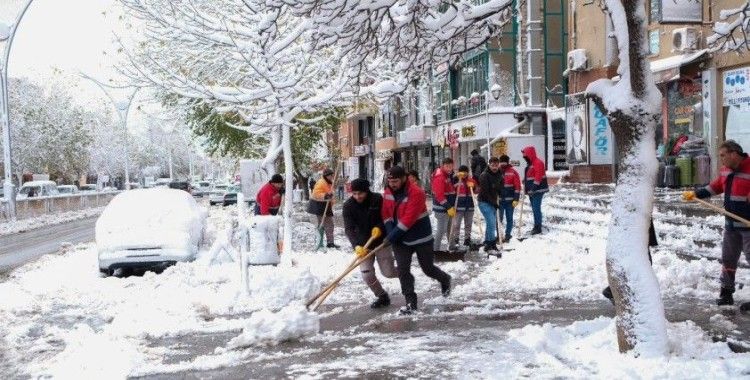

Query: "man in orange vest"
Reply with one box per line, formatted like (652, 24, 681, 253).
(307, 168, 339, 249)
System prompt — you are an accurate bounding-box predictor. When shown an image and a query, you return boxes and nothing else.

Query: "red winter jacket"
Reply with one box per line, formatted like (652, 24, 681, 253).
(696, 156, 750, 230)
(431, 167, 456, 213)
(382, 181, 433, 246)
(256, 182, 281, 215)
(501, 165, 522, 202)
(522, 146, 548, 194)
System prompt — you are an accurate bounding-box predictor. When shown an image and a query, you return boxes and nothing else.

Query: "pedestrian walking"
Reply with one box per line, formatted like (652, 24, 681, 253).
(255, 174, 284, 215)
(449, 165, 476, 250)
(521, 146, 549, 235)
(431, 158, 456, 251)
(343, 178, 398, 309)
(683, 140, 750, 308)
(497, 155, 521, 242)
(478, 157, 504, 253)
(383, 166, 452, 315)
(470, 149, 487, 182)
(307, 168, 339, 249)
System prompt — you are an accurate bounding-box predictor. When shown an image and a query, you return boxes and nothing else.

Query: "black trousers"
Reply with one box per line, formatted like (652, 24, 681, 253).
(392, 241, 450, 299)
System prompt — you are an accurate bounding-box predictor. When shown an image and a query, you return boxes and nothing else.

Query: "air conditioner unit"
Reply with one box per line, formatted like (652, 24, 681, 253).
(672, 27, 699, 53)
(567, 49, 589, 72)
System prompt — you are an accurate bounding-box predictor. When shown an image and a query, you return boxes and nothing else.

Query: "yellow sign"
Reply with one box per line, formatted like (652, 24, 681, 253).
(461, 125, 477, 138)
(491, 138, 507, 157)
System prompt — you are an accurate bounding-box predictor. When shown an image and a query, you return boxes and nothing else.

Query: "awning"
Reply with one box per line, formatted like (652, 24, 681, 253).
(650, 49, 708, 83)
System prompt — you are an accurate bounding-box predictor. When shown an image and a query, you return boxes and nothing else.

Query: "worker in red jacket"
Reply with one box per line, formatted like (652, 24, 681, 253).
(522, 146, 548, 235)
(383, 166, 452, 315)
(684, 140, 750, 309)
(255, 174, 284, 216)
(431, 157, 456, 251)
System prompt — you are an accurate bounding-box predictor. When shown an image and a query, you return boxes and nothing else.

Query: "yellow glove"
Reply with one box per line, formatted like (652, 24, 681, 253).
(512, 200, 519, 208)
(354, 245, 368, 258)
(447, 207, 457, 217)
(467, 182, 475, 189)
(456, 172, 467, 179)
(371, 227, 382, 238)
(682, 191, 696, 201)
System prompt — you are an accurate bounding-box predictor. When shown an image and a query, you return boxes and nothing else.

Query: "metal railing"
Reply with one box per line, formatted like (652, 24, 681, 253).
(0, 191, 121, 222)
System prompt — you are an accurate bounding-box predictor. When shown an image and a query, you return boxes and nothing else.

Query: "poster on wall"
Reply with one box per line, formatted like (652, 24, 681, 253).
(723, 66, 750, 108)
(588, 101, 614, 165)
(565, 94, 589, 165)
(660, 0, 702, 23)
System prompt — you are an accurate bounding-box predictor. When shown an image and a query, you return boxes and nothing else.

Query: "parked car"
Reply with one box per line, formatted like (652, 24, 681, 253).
(208, 183, 230, 206)
(222, 185, 241, 206)
(193, 181, 211, 197)
(101, 186, 117, 192)
(168, 181, 192, 194)
(57, 185, 79, 195)
(154, 178, 172, 188)
(17, 180, 59, 199)
(96, 188, 207, 276)
(80, 184, 98, 193)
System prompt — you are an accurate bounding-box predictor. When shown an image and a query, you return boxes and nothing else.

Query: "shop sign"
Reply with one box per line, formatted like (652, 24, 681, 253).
(399, 125, 427, 144)
(668, 75, 702, 137)
(376, 150, 393, 160)
(723, 66, 750, 108)
(565, 94, 589, 165)
(348, 157, 359, 179)
(659, 0, 702, 23)
(588, 102, 613, 165)
(492, 139, 507, 157)
(461, 124, 477, 139)
(353, 144, 370, 156)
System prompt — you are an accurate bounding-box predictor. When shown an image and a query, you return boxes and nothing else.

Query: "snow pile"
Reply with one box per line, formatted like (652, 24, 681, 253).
(244, 266, 321, 309)
(508, 317, 750, 378)
(225, 304, 320, 349)
(95, 188, 207, 253)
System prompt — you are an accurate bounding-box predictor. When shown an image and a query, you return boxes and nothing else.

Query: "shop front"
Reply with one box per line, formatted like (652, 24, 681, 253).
(394, 125, 433, 185)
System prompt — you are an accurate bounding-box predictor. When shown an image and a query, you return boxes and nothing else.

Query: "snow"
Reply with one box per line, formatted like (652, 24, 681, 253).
(95, 188, 207, 254)
(224, 304, 320, 349)
(508, 317, 750, 378)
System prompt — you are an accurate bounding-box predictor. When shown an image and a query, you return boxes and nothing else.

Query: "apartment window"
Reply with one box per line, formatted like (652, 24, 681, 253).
(451, 52, 488, 119)
(649, 29, 660, 56)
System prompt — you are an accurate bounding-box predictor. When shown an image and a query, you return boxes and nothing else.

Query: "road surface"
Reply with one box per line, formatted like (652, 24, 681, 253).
(0, 216, 97, 274)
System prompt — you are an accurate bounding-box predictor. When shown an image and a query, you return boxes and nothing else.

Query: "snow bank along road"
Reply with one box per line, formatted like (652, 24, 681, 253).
(0, 216, 98, 275)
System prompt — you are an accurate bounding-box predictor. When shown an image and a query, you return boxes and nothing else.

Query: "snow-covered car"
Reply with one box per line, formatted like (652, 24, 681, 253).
(57, 185, 79, 195)
(96, 188, 207, 276)
(194, 181, 211, 197)
(222, 185, 241, 206)
(208, 183, 230, 205)
(17, 180, 59, 199)
(80, 184, 98, 193)
(101, 186, 117, 192)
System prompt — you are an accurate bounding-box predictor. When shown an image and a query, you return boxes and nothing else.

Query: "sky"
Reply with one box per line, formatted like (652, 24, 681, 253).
(0, 0, 165, 133)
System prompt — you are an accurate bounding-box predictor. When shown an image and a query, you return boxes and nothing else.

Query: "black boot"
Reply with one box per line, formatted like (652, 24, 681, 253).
(463, 238, 471, 247)
(717, 288, 734, 306)
(530, 225, 542, 235)
(399, 294, 418, 315)
(326, 242, 340, 249)
(441, 275, 452, 297)
(602, 286, 615, 305)
(501, 235, 512, 243)
(370, 293, 390, 309)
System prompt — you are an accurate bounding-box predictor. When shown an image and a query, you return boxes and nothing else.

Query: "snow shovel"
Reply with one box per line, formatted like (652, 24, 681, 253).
(468, 184, 484, 238)
(691, 197, 750, 227)
(306, 228, 382, 307)
(307, 240, 389, 311)
(316, 163, 340, 250)
(446, 182, 462, 251)
(516, 188, 527, 241)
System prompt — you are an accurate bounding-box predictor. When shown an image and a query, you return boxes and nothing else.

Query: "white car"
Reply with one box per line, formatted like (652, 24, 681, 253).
(208, 183, 230, 205)
(194, 181, 211, 197)
(57, 185, 79, 195)
(96, 188, 207, 276)
(17, 180, 59, 199)
(80, 184, 98, 193)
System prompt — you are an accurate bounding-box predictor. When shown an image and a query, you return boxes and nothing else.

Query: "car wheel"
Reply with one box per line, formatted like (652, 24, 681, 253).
(209, 201, 215, 206)
(98, 268, 111, 277)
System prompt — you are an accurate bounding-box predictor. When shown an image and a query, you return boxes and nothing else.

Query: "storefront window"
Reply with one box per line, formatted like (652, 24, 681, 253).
(666, 75, 703, 152)
(725, 106, 750, 151)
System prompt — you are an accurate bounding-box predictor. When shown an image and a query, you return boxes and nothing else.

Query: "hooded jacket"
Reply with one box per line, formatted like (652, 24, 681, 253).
(501, 165, 521, 202)
(382, 181, 433, 246)
(521, 146, 548, 194)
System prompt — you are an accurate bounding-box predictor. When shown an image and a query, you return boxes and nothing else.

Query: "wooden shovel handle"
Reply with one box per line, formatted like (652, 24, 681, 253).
(692, 197, 750, 227)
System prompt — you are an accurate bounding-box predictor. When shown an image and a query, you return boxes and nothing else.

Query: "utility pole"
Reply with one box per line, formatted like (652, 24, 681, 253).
(80, 73, 139, 190)
(0, 0, 35, 220)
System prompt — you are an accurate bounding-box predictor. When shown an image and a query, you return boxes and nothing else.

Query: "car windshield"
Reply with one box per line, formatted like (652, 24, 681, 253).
(213, 185, 228, 191)
(199, 182, 210, 187)
(19, 186, 39, 196)
(227, 186, 240, 193)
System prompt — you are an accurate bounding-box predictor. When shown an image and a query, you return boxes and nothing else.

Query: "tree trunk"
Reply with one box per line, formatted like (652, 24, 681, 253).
(282, 125, 294, 256)
(598, 0, 668, 356)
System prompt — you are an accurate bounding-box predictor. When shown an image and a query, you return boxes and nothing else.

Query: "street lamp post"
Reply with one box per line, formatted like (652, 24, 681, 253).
(0, 0, 35, 220)
(484, 84, 502, 160)
(81, 73, 139, 190)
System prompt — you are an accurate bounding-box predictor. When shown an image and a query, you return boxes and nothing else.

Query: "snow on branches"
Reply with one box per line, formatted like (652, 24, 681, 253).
(707, 2, 750, 53)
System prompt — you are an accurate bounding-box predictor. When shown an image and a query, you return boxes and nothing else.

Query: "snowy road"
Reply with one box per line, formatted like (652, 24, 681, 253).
(0, 216, 97, 275)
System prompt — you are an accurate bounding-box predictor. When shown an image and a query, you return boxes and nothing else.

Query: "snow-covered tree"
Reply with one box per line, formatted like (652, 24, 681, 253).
(707, 2, 750, 52)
